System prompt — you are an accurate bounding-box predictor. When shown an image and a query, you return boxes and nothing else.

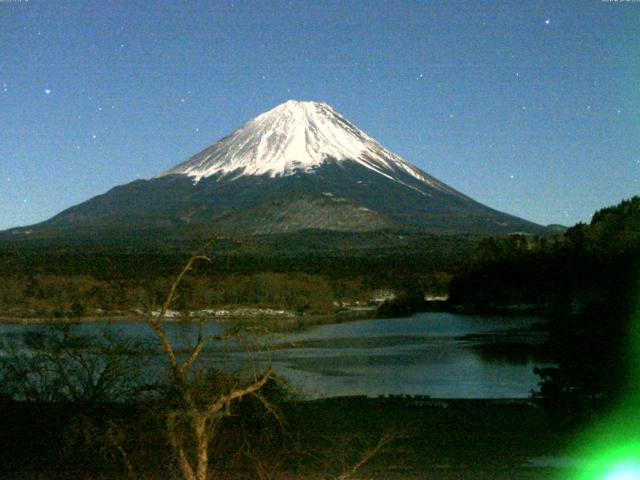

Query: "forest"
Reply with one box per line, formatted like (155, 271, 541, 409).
(0, 232, 465, 318)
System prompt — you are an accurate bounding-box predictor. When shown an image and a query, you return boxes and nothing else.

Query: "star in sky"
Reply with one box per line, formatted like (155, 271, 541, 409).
(545, 19, 551, 25)
(44, 89, 51, 95)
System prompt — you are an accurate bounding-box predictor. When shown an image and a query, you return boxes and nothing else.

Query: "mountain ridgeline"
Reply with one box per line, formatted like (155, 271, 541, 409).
(4, 100, 545, 245)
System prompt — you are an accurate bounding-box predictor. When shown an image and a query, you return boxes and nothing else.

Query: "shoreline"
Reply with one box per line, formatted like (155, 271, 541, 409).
(0, 307, 379, 330)
(0, 303, 549, 327)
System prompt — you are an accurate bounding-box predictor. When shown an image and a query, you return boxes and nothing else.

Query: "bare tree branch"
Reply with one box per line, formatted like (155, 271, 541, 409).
(180, 319, 206, 373)
(145, 241, 276, 480)
(332, 431, 396, 480)
(251, 391, 285, 429)
(153, 254, 210, 326)
(207, 368, 272, 418)
(166, 412, 196, 480)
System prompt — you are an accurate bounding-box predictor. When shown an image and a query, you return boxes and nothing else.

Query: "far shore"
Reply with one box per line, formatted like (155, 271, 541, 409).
(0, 306, 380, 331)
(0, 301, 553, 329)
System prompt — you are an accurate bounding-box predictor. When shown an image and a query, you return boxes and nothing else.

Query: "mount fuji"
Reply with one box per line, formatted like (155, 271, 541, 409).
(7, 100, 544, 240)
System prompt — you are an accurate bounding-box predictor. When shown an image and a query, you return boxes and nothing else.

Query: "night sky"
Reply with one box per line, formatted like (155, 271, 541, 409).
(1, 0, 638, 230)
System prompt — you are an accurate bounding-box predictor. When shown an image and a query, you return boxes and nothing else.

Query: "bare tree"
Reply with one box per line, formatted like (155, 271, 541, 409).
(0, 323, 147, 403)
(147, 252, 272, 480)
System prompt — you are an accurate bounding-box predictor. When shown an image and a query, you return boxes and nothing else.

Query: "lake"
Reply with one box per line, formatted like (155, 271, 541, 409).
(0, 313, 551, 399)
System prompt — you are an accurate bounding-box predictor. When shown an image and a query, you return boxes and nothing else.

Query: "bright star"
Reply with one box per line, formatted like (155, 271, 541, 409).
(545, 19, 550, 25)
(44, 89, 51, 95)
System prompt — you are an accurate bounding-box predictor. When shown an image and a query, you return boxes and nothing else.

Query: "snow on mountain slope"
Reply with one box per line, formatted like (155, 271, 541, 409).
(160, 100, 458, 195)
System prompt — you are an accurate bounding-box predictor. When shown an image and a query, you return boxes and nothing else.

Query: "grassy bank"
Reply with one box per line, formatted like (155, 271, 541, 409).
(0, 396, 574, 479)
(290, 396, 570, 478)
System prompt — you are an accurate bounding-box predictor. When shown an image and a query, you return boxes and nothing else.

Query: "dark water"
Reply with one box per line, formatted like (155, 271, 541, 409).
(0, 313, 551, 399)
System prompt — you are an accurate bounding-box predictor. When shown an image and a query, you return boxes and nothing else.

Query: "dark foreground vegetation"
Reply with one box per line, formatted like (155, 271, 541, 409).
(0, 395, 568, 480)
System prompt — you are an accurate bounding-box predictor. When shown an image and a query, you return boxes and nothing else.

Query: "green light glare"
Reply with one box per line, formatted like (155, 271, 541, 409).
(560, 295, 640, 480)
(604, 462, 640, 480)
(569, 443, 640, 480)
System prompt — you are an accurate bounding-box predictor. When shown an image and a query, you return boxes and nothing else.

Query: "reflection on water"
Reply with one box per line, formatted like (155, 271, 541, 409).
(0, 313, 551, 399)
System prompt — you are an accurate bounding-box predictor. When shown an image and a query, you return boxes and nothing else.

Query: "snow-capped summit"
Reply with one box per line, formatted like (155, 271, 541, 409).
(160, 100, 454, 195)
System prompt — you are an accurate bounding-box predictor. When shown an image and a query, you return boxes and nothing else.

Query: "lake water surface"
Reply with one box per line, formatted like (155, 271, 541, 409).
(0, 313, 550, 399)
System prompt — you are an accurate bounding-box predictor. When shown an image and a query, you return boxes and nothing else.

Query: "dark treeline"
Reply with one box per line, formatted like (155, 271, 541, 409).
(450, 196, 640, 310)
(449, 237, 638, 313)
(0, 229, 476, 278)
(450, 196, 640, 426)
